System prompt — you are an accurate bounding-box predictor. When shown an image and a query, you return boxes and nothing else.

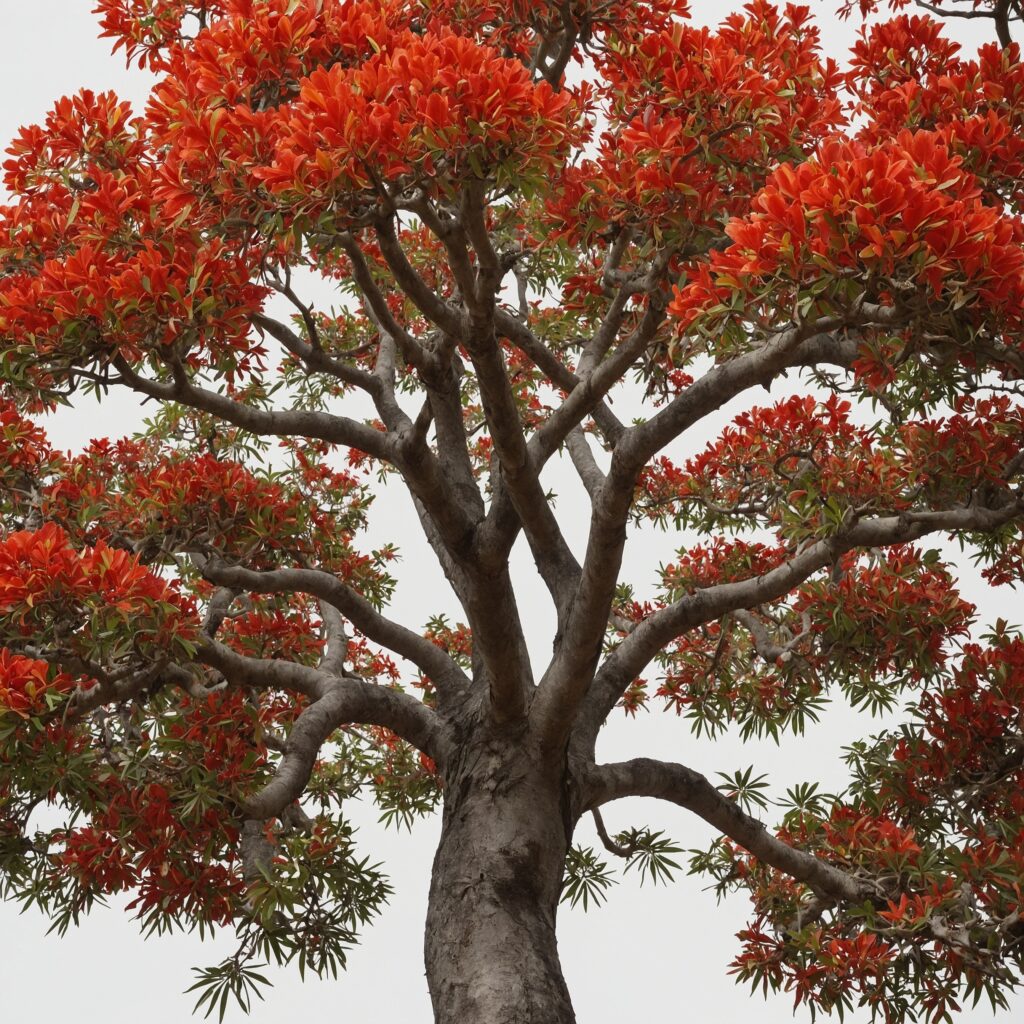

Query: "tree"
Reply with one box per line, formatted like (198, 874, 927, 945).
(1, 0, 1024, 1021)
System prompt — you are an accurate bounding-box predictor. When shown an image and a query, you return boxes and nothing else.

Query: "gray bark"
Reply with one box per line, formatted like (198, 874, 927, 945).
(425, 724, 576, 1024)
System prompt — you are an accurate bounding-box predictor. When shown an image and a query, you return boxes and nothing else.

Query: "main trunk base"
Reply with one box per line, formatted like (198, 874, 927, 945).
(424, 734, 576, 1024)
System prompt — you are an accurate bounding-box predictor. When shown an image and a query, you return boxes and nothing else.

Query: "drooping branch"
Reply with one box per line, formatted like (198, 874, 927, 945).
(582, 758, 868, 904)
(200, 642, 447, 819)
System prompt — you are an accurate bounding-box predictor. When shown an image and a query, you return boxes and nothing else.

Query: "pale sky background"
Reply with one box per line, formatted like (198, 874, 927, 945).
(1, 2, 1022, 1022)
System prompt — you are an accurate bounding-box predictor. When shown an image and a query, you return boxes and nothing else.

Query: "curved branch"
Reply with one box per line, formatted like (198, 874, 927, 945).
(200, 642, 447, 819)
(200, 561, 470, 703)
(574, 499, 1024, 755)
(252, 312, 381, 395)
(535, 327, 864, 751)
(112, 356, 394, 460)
(582, 758, 866, 903)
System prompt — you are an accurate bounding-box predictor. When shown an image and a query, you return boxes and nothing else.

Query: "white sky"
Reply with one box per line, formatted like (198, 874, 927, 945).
(0, 2, 1022, 1022)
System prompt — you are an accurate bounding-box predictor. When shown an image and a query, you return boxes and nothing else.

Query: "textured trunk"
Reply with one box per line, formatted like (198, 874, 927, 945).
(425, 731, 576, 1024)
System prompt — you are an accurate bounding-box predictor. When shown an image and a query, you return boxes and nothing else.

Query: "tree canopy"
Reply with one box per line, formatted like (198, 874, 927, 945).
(2, 2, 1024, 1022)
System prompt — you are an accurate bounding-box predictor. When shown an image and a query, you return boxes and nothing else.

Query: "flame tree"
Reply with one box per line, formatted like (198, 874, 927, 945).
(2, 1, 1024, 1021)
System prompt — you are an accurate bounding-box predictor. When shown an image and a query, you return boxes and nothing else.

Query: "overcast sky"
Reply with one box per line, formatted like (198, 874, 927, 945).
(1, 3, 1022, 1022)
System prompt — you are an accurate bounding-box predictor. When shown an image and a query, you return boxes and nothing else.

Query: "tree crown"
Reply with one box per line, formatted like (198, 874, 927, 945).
(2, 1, 1024, 1020)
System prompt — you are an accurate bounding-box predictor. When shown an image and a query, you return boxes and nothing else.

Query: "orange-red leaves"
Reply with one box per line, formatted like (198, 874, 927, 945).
(258, 26, 582, 207)
(0, 522, 197, 659)
(0, 650, 75, 718)
(671, 130, 1024, 360)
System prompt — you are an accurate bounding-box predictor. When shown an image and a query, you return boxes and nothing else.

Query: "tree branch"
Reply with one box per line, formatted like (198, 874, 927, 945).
(337, 230, 439, 373)
(494, 308, 626, 446)
(582, 758, 867, 903)
(252, 311, 381, 396)
(200, 642, 447, 819)
(573, 499, 1024, 755)
(565, 426, 606, 500)
(112, 356, 394, 461)
(371, 218, 466, 338)
(199, 561, 470, 703)
(533, 326, 864, 751)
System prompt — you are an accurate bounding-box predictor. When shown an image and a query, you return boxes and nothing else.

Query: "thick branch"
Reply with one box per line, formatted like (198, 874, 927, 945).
(574, 500, 1024, 755)
(467, 321, 582, 612)
(583, 758, 866, 903)
(402, 492, 534, 719)
(565, 426, 606, 500)
(200, 643, 446, 819)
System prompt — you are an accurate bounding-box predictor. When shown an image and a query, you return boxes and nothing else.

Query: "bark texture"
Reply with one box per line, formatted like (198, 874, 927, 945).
(425, 726, 576, 1024)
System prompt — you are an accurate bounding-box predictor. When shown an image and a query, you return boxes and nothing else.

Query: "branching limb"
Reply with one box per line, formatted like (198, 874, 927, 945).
(468, 314, 583, 612)
(536, 327, 863, 751)
(494, 309, 626, 446)
(574, 499, 1024, 756)
(336, 230, 440, 372)
(614, 328, 860, 486)
(252, 312, 382, 396)
(199, 561, 470, 702)
(530, 298, 668, 468)
(112, 355, 394, 460)
(371, 219, 465, 338)
(399, 490, 533, 719)
(200, 643, 447, 819)
(582, 758, 867, 904)
(406, 187, 584, 620)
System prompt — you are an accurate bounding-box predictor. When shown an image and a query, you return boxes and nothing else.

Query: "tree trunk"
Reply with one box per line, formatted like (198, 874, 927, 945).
(424, 730, 576, 1024)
